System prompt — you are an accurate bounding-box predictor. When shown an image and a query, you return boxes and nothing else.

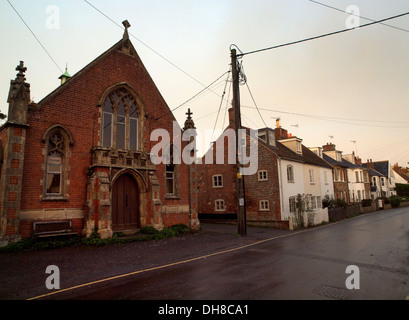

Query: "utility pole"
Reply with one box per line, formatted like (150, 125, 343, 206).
(231, 48, 247, 236)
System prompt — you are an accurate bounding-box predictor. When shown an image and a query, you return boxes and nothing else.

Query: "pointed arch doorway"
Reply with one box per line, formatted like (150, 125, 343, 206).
(112, 173, 140, 231)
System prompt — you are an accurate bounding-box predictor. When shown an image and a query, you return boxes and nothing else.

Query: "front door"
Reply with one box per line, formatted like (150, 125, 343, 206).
(112, 174, 140, 231)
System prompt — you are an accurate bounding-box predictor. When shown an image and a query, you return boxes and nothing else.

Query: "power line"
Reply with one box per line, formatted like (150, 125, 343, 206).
(210, 72, 231, 143)
(155, 71, 230, 121)
(239, 11, 409, 57)
(309, 0, 409, 34)
(240, 106, 409, 128)
(6, 0, 63, 73)
(82, 0, 222, 99)
(244, 81, 268, 128)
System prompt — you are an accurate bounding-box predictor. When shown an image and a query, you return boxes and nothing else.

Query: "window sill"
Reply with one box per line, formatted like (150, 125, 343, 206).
(165, 194, 180, 200)
(41, 195, 69, 201)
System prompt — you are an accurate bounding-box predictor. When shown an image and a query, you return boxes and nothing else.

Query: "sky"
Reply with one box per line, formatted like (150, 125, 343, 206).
(1, 0, 409, 167)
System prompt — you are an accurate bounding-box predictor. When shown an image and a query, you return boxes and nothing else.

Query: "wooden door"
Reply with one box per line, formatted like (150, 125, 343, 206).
(112, 174, 140, 231)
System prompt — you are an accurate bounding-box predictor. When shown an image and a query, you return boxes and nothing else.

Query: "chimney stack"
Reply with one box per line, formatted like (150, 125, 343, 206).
(322, 143, 336, 152)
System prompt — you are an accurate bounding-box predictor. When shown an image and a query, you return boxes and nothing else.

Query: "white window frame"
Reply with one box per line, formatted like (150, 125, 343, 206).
(289, 196, 296, 213)
(212, 175, 223, 188)
(258, 170, 268, 181)
(309, 169, 315, 184)
(259, 200, 269, 211)
(287, 165, 294, 183)
(215, 199, 226, 212)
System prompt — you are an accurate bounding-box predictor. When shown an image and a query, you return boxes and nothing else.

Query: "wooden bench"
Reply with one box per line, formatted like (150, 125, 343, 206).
(33, 220, 78, 238)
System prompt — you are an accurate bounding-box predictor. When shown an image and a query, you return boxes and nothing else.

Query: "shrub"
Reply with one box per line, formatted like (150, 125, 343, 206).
(390, 196, 401, 208)
(139, 226, 159, 235)
(170, 224, 190, 234)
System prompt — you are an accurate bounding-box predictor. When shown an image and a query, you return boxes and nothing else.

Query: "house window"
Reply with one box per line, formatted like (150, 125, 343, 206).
(381, 178, 385, 186)
(166, 165, 175, 195)
(213, 175, 223, 188)
(164, 144, 179, 197)
(296, 141, 301, 152)
(259, 200, 269, 211)
(336, 152, 342, 162)
(309, 169, 315, 184)
(46, 153, 62, 194)
(355, 171, 360, 182)
(42, 127, 72, 200)
(258, 170, 268, 181)
(101, 88, 139, 150)
(287, 165, 294, 183)
(215, 199, 225, 212)
(289, 196, 296, 213)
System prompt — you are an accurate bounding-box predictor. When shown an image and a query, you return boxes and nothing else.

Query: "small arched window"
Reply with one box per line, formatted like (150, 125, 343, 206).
(101, 88, 140, 150)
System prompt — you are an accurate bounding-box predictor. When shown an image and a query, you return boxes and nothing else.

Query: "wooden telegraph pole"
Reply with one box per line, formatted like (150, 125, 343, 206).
(231, 48, 247, 236)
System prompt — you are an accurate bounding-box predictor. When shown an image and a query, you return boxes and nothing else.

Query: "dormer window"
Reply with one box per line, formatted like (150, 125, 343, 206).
(336, 152, 342, 162)
(296, 141, 301, 153)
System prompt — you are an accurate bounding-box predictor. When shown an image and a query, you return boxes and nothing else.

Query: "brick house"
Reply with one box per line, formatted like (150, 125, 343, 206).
(197, 111, 334, 229)
(197, 108, 283, 227)
(363, 160, 385, 199)
(322, 143, 350, 204)
(0, 22, 199, 246)
(343, 153, 371, 202)
(365, 160, 397, 197)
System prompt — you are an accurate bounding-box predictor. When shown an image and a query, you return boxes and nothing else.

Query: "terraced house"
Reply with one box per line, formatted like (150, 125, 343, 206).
(198, 115, 335, 229)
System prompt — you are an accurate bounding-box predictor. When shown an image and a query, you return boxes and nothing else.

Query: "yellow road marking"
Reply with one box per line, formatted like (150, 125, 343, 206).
(27, 219, 349, 300)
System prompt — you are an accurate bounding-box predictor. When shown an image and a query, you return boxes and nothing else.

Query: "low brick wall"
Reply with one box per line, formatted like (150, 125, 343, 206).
(328, 204, 360, 222)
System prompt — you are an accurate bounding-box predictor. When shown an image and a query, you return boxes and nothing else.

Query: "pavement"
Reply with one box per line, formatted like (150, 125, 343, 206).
(0, 223, 295, 300)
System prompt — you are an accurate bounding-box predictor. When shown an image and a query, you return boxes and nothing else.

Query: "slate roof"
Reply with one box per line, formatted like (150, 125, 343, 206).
(393, 167, 409, 183)
(341, 158, 361, 169)
(367, 167, 385, 177)
(323, 153, 347, 168)
(302, 145, 333, 169)
(373, 161, 390, 178)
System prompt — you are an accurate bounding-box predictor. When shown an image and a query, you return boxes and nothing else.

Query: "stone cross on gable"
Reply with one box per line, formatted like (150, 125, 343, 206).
(15, 61, 27, 82)
(183, 108, 196, 131)
(122, 20, 131, 39)
(186, 108, 193, 120)
(16, 61, 27, 74)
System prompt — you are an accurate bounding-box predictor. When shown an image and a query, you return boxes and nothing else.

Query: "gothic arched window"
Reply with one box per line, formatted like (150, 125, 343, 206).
(101, 88, 140, 150)
(42, 125, 73, 200)
(46, 132, 64, 195)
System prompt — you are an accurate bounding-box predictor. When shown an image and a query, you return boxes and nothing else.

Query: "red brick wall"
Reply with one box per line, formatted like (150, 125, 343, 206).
(197, 132, 282, 222)
(18, 41, 190, 232)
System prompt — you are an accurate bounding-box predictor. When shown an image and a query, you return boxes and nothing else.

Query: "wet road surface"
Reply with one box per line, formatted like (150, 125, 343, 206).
(43, 208, 409, 300)
(1, 207, 409, 300)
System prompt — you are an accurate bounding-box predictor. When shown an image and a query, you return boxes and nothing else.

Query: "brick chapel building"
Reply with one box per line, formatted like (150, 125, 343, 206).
(0, 22, 199, 246)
